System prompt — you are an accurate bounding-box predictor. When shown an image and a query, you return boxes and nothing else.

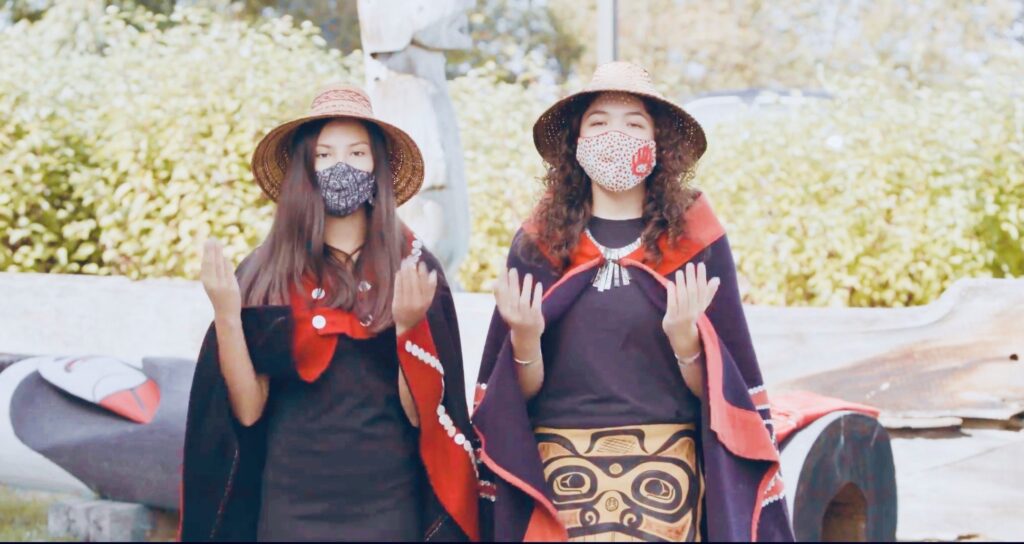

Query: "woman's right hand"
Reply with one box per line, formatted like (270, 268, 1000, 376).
(493, 267, 545, 343)
(200, 239, 242, 319)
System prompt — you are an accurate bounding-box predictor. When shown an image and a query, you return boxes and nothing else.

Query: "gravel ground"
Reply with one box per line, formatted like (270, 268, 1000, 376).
(0, 485, 84, 542)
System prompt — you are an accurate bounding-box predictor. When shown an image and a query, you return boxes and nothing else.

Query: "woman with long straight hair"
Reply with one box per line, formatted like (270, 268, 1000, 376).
(473, 63, 793, 542)
(178, 86, 478, 542)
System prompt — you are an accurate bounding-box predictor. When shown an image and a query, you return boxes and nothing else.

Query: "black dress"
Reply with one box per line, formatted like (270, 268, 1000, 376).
(256, 330, 425, 542)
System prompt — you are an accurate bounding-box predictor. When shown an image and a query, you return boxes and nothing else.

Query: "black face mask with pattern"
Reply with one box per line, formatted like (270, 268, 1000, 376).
(315, 161, 377, 217)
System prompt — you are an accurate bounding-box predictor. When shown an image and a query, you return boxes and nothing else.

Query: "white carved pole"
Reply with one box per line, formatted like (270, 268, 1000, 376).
(357, 0, 473, 289)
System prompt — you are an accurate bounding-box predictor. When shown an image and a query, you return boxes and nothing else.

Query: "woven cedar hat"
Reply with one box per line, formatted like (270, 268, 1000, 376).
(533, 61, 707, 165)
(251, 84, 424, 205)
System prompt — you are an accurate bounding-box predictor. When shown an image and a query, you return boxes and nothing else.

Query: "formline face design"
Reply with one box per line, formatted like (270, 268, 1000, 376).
(536, 423, 704, 542)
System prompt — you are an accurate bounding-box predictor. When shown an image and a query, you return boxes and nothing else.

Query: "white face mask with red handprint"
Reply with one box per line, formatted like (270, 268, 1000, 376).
(576, 130, 657, 192)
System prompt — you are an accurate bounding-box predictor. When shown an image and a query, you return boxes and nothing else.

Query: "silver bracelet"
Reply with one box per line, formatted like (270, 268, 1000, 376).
(514, 355, 540, 366)
(676, 350, 702, 366)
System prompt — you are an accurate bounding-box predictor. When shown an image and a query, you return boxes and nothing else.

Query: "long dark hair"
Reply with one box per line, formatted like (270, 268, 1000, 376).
(530, 94, 701, 272)
(239, 118, 402, 333)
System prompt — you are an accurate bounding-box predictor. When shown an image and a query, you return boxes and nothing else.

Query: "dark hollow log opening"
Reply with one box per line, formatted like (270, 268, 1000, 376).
(821, 482, 868, 541)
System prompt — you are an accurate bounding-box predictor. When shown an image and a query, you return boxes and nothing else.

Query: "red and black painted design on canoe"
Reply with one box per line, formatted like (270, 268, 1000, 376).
(0, 355, 191, 509)
(37, 356, 162, 424)
(97, 379, 160, 424)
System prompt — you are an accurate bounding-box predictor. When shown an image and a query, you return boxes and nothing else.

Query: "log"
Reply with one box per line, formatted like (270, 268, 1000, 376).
(749, 278, 1024, 428)
(0, 355, 192, 507)
(779, 411, 897, 541)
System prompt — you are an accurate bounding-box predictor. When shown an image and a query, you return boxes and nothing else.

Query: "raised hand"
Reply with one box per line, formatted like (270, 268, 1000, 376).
(200, 239, 242, 319)
(493, 267, 545, 343)
(663, 262, 720, 356)
(393, 257, 438, 335)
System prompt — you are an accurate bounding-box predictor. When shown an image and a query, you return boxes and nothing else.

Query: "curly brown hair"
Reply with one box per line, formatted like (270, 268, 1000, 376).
(529, 93, 702, 272)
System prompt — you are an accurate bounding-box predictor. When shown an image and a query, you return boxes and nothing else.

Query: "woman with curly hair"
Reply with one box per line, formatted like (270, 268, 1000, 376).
(472, 62, 794, 542)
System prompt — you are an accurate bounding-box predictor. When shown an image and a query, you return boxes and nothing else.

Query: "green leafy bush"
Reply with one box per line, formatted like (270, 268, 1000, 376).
(699, 72, 1023, 306)
(2, 2, 1021, 307)
(0, 1, 361, 277)
(450, 63, 547, 291)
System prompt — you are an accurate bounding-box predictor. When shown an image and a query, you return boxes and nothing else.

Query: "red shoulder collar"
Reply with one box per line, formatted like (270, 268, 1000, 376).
(289, 227, 426, 382)
(523, 192, 725, 277)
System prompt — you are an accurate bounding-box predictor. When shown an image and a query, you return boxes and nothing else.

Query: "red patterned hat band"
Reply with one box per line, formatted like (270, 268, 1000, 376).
(310, 87, 374, 116)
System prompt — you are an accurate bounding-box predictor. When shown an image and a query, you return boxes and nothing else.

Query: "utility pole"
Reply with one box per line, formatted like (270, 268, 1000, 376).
(597, 0, 618, 64)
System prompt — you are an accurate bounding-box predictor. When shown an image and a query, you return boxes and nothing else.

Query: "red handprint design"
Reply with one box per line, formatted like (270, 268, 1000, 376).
(631, 144, 655, 176)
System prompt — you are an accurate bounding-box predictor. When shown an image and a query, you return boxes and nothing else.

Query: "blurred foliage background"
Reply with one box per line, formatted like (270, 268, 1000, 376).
(1, 0, 1022, 306)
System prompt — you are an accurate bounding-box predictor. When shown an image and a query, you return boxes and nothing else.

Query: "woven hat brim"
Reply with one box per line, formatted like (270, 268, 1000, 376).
(532, 88, 707, 166)
(251, 113, 424, 206)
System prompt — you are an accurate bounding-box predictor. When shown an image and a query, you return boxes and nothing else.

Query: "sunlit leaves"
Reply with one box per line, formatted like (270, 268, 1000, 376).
(2, 1, 1020, 309)
(0, 1, 361, 278)
(699, 71, 1023, 307)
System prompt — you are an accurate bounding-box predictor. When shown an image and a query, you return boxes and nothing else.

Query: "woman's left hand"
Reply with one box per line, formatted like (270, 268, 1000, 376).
(393, 257, 438, 336)
(663, 262, 721, 357)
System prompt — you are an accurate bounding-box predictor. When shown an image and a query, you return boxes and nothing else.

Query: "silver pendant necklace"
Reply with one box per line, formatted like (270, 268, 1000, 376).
(585, 229, 642, 292)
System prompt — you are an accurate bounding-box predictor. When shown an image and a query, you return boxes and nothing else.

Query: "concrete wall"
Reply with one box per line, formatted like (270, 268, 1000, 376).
(0, 272, 494, 406)
(2, 272, 1022, 406)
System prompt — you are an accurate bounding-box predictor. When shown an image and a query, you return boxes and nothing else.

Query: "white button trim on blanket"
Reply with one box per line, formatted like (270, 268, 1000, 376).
(405, 340, 444, 375)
